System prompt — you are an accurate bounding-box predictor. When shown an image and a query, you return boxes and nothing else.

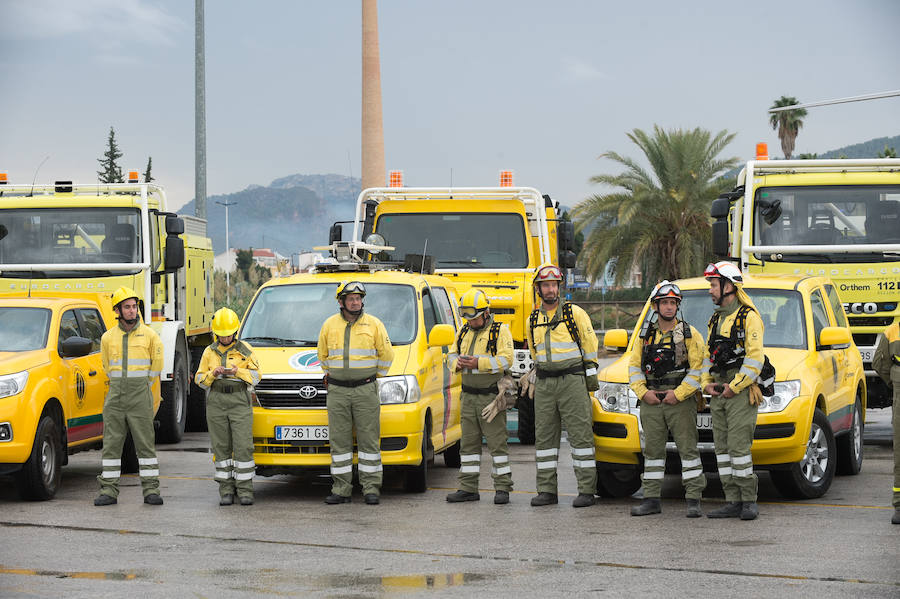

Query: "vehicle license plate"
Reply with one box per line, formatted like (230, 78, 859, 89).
(696, 414, 713, 430)
(858, 349, 873, 363)
(275, 426, 329, 441)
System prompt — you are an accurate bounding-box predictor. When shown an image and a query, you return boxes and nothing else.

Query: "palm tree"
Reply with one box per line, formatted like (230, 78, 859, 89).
(573, 126, 738, 287)
(769, 96, 808, 159)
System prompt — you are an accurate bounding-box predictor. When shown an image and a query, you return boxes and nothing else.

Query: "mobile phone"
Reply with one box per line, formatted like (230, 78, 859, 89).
(713, 384, 724, 393)
(655, 392, 666, 401)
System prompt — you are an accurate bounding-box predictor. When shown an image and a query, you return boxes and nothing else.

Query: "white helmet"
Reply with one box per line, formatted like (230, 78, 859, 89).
(704, 261, 743, 285)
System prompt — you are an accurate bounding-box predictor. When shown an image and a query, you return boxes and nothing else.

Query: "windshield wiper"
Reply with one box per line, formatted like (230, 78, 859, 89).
(439, 260, 483, 265)
(242, 336, 295, 347)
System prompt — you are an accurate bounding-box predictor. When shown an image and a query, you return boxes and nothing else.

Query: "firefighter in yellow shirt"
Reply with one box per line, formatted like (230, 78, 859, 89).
(872, 321, 900, 525)
(445, 290, 515, 504)
(628, 281, 706, 517)
(701, 261, 765, 521)
(317, 281, 394, 505)
(194, 308, 260, 506)
(526, 264, 599, 508)
(94, 287, 164, 506)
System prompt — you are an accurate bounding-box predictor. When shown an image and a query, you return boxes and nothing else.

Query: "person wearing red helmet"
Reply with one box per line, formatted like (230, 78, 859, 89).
(628, 281, 707, 518)
(701, 261, 765, 521)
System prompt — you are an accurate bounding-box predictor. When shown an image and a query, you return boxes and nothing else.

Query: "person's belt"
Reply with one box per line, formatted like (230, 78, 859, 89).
(535, 365, 584, 379)
(211, 381, 243, 394)
(461, 384, 499, 396)
(328, 375, 376, 388)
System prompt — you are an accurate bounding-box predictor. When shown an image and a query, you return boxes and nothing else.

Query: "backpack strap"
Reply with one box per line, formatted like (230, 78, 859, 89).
(561, 302, 582, 351)
(456, 323, 470, 354)
(487, 322, 501, 356)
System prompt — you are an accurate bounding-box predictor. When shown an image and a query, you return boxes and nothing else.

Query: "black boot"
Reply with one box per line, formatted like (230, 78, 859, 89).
(530, 492, 558, 506)
(740, 501, 759, 520)
(94, 494, 117, 506)
(573, 493, 596, 508)
(493, 491, 510, 504)
(144, 494, 163, 505)
(630, 498, 661, 516)
(219, 494, 234, 506)
(324, 494, 351, 504)
(892, 508, 900, 525)
(446, 490, 480, 503)
(685, 498, 702, 518)
(707, 501, 742, 518)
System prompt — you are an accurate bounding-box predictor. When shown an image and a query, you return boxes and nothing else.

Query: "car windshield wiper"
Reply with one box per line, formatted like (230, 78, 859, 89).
(241, 336, 298, 347)
(439, 259, 483, 265)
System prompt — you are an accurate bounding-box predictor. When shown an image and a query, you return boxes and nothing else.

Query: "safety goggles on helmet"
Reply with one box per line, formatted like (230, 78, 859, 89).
(533, 264, 563, 285)
(336, 281, 367, 299)
(651, 282, 682, 303)
(704, 261, 743, 284)
(458, 289, 489, 320)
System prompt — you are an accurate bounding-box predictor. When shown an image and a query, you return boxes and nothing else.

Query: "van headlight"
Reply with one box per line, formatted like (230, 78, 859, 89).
(0, 371, 29, 399)
(377, 375, 421, 405)
(595, 382, 635, 414)
(757, 380, 801, 413)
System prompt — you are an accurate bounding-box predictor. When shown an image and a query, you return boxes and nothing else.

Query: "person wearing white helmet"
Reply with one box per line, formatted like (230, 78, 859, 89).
(94, 286, 164, 506)
(526, 263, 600, 508)
(194, 307, 260, 506)
(700, 261, 765, 521)
(629, 280, 707, 518)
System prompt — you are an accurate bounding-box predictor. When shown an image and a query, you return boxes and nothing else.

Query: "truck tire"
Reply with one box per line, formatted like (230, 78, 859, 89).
(771, 408, 836, 499)
(516, 393, 535, 445)
(17, 415, 63, 501)
(122, 431, 139, 474)
(836, 395, 864, 476)
(156, 350, 187, 443)
(186, 346, 208, 432)
(443, 440, 461, 468)
(596, 467, 642, 498)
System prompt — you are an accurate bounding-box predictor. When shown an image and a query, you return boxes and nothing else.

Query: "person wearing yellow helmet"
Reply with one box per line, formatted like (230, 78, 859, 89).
(526, 263, 600, 508)
(445, 289, 515, 504)
(701, 261, 765, 521)
(94, 286, 164, 506)
(317, 280, 394, 505)
(628, 281, 707, 518)
(195, 307, 260, 506)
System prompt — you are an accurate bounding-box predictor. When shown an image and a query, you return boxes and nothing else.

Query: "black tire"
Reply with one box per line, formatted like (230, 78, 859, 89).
(156, 350, 187, 443)
(186, 345, 208, 432)
(443, 439, 461, 468)
(16, 415, 63, 501)
(121, 431, 139, 474)
(596, 467, 642, 498)
(771, 408, 836, 499)
(516, 394, 535, 445)
(404, 426, 430, 493)
(836, 395, 864, 476)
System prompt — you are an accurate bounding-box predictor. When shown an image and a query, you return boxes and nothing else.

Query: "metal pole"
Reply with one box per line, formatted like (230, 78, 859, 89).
(195, 0, 207, 220)
(217, 200, 236, 304)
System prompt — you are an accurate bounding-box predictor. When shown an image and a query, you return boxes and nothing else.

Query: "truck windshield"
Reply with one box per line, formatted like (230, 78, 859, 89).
(240, 282, 418, 346)
(374, 213, 529, 268)
(0, 307, 51, 351)
(638, 289, 807, 350)
(0, 208, 143, 276)
(754, 185, 900, 262)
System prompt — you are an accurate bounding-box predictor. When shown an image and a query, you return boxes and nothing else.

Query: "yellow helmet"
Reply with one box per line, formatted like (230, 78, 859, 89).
(110, 286, 140, 310)
(458, 289, 490, 320)
(336, 280, 367, 300)
(211, 307, 241, 337)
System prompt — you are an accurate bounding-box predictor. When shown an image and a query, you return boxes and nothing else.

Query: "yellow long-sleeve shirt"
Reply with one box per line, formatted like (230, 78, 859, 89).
(526, 302, 599, 380)
(194, 340, 260, 390)
(447, 316, 514, 388)
(873, 321, 900, 385)
(317, 311, 394, 380)
(101, 321, 163, 380)
(628, 321, 705, 402)
(700, 299, 765, 394)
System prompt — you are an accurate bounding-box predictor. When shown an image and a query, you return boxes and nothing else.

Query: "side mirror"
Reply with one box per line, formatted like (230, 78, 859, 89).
(710, 197, 732, 219)
(165, 215, 185, 235)
(603, 329, 628, 351)
(428, 323, 454, 347)
(818, 326, 851, 349)
(712, 220, 730, 258)
(557, 221, 575, 252)
(164, 236, 185, 271)
(60, 336, 93, 358)
(559, 250, 577, 269)
(329, 223, 342, 244)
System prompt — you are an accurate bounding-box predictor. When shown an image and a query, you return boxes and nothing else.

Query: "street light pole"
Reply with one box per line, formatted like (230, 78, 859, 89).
(216, 200, 237, 304)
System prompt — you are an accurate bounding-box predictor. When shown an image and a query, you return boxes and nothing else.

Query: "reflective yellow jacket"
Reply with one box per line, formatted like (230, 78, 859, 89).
(101, 321, 163, 381)
(873, 322, 900, 385)
(526, 302, 599, 378)
(447, 316, 514, 388)
(700, 299, 765, 394)
(194, 340, 260, 390)
(317, 311, 394, 380)
(629, 320, 705, 402)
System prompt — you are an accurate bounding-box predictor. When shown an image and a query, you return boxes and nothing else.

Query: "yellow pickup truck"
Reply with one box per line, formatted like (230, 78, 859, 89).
(0, 296, 160, 499)
(594, 273, 865, 499)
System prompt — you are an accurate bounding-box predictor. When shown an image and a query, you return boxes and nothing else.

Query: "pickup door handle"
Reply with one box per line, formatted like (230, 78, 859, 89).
(88, 370, 98, 376)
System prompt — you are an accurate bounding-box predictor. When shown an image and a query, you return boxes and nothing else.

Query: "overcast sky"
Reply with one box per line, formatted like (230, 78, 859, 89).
(1, 0, 898, 213)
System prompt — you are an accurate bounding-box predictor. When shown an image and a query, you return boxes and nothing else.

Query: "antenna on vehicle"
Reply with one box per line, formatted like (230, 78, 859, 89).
(421, 239, 428, 274)
(27, 156, 50, 197)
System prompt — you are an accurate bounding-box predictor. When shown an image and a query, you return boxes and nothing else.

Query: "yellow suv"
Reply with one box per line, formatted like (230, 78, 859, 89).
(242, 265, 462, 492)
(594, 274, 866, 499)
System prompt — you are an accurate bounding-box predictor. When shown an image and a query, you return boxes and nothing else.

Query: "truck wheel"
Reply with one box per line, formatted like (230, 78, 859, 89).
(771, 408, 836, 499)
(404, 426, 430, 493)
(156, 351, 187, 443)
(516, 394, 535, 445)
(595, 467, 642, 498)
(121, 431, 139, 474)
(186, 346, 208, 432)
(17, 415, 63, 501)
(836, 396, 864, 476)
(443, 440, 461, 468)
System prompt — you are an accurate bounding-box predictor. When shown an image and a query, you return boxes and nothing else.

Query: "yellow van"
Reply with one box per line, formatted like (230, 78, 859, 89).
(242, 261, 462, 492)
(594, 274, 866, 499)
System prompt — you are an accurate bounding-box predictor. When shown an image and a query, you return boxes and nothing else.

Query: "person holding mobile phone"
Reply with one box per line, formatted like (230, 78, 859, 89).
(195, 307, 260, 506)
(628, 281, 706, 518)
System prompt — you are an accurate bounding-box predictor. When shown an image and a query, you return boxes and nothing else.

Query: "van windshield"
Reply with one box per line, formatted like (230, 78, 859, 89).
(374, 213, 529, 268)
(240, 282, 418, 346)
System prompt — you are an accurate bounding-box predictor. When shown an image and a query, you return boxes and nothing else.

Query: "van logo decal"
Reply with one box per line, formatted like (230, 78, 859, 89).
(289, 351, 323, 373)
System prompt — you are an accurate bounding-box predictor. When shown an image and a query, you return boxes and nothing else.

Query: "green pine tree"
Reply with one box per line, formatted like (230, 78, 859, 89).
(143, 156, 154, 182)
(97, 127, 124, 183)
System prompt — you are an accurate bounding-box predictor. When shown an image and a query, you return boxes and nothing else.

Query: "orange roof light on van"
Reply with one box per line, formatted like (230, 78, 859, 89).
(127, 171, 140, 183)
(756, 143, 769, 161)
(0, 173, 7, 184)
(388, 170, 404, 187)
(499, 170, 514, 187)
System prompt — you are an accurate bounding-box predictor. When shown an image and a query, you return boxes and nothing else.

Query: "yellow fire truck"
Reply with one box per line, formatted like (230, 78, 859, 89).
(0, 175, 214, 499)
(710, 148, 900, 407)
